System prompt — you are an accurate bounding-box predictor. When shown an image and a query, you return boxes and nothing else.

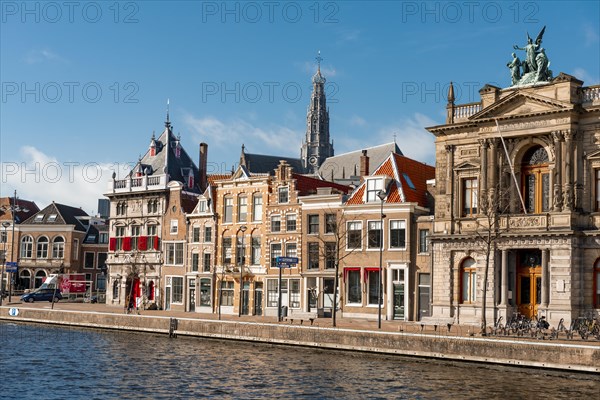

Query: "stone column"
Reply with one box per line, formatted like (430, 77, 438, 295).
(552, 131, 563, 212)
(445, 145, 456, 231)
(541, 249, 549, 307)
(489, 139, 498, 210)
(574, 130, 583, 210)
(500, 249, 508, 306)
(479, 139, 489, 213)
(563, 130, 573, 211)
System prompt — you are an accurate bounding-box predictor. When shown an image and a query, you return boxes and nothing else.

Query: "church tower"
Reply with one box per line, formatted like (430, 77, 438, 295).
(301, 51, 334, 173)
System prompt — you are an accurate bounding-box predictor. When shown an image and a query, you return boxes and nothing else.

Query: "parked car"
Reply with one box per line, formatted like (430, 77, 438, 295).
(20, 289, 63, 303)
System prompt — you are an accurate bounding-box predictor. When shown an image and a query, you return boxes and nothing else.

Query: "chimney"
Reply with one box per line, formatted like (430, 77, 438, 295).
(199, 142, 208, 192)
(359, 150, 369, 177)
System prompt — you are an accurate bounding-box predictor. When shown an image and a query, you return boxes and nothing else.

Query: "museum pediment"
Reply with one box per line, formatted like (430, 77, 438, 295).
(470, 92, 570, 120)
(455, 160, 480, 170)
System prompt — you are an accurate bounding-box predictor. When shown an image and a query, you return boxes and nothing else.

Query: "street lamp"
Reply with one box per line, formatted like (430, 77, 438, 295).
(238, 225, 247, 317)
(0, 190, 29, 305)
(1, 222, 10, 305)
(377, 189, 387, 330)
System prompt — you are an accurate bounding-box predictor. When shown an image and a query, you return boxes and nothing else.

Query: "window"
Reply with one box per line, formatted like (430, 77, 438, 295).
(200, 278, 211, 306)
(148, 199, 159, 214)
(308, 242, 319, 269)
(84, 252, 95, 269)
(278, 186, 289, 203)
(99, 233, 108, 244)
(238, 196, 247, 222)
(252, 194, 262, 222)
(170, 220, 178, 234)
(224, 197, 233, 223)
(204, 226, 212, 243)
(462, 178, 478, 217)
(366, 178, 384, 202)
(191, 253, 199, 272)
(172, 277, 183, 303)
(96, 275, 106, 291)
(522, 146, 550, 214)
(115, 226, 125, 251)
(198, 200, 207, 213)
(325, 213, 336, 234)
(47, 214, 57, 222)
(270, 243, 282, 268)
(203, 253, 211, 272)
(220, 281, 234, 306)
(367, 221, 382, 249)
(419, 229, 429, 253)
(271, 215, 281, 233)
(308, 214, 319, 234)
(165, 243, 184, 265)
(192, 227, 201, 243)
(34, 215, 44, 223)
(147, 225, 157, 236)
(285, 242, 297, 258)
(236, 235, 245, 265)
(98, 252, 107, 270)
(52, 237, 65, 258)
(147, 225, 157, 250)
(594, 259, 600, 308)
(251, 236, 261, 265)
(222, 237, 232, 264)
(73, 239, 79, 260)
(325, 243, 336, 269)
(0, 231, 6, 243)
(368, 270, 380, 305)
(461, 258, 477, 304)
(267, 279, 279, 307)
(20, 236, 33, 258)
(390, 220, 406, 249)
(286, 214, 297, 232)
(36, 236, 49, 259)
(347, 221, 362, 249)
(112, 280, 120, 300)
(347, 269, 361, 304)
(290, 279, 300, 308)
(131, 225, 141, 250)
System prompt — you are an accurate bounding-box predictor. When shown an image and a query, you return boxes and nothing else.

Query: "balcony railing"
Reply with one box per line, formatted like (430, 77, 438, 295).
(107, 174, 167, 193)
(582, 85, 600, 103)
(453, 102, 482, 121)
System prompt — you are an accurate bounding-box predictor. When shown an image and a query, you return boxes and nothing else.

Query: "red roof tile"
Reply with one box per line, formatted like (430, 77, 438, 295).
(292, 173, 351, 195)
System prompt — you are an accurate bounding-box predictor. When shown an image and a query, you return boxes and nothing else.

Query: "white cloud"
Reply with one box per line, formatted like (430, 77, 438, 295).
(183, 114, 302, 158)
(573, 68, 599, 85)
(349, 115, 367, 127)
(25, 48, 68, 65)
(1, 146, 130, 214)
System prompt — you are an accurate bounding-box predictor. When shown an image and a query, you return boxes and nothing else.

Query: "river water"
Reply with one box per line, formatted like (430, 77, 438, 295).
(1, 322, 598, 399)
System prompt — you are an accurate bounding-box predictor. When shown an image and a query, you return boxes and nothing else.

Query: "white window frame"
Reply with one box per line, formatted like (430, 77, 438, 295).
(366, 178, 384, 202)
(170, 220, 178, 235)
(367, 220, 383, 250)
(165, 242, 185, 266)
(346, 221, 363, 250)
(389, 219, 407, 251)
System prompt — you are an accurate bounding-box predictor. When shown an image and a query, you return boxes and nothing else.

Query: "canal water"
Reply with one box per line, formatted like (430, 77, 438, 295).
(1, 322, 599, 399)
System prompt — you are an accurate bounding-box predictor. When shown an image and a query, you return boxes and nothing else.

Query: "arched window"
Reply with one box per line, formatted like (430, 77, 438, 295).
(521, 146, 550, 213)
(19, 270, 31, 290)
(461, 257, 477, 304)
(594, 259, 600, 308)
(148, 281, 155, 301)
(20, 236, 33, 258)
(113, 280, 120, 300)
(34, 270, 46, 288)
(36, 236, 49, 259)
(52, 237, 65, 259)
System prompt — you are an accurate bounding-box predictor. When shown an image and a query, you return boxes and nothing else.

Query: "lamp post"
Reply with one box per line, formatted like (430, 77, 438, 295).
(377, 189, 387, 330)
(1, 222, 10, 305)
(0, 190, 29, 305)
(238, 225, 247, 317)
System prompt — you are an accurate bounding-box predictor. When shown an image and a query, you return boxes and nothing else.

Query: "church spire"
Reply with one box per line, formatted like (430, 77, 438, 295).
(165, 98, 171, 128)
(301, 51, 334, 173)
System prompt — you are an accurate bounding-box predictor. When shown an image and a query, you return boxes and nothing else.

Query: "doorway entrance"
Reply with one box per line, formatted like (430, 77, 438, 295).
(517, 250, 542, 318)
(254, 282, 263, 316)
(242, 282, 250, 315)
(189, 278, 196, 312)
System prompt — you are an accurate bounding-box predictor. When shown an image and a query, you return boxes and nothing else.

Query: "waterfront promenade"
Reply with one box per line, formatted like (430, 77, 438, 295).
(1, 301, 599, 373)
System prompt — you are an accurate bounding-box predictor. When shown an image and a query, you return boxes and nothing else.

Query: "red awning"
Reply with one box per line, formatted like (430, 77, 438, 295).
(343, 267, 360, 282)
(364, 267, 379, 282)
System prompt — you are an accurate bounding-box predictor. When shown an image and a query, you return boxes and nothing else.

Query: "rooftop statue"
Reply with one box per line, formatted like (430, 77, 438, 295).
(509, 26, 552, 87)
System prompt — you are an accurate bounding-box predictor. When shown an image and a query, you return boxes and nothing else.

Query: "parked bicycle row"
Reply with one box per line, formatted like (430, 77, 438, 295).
(489, 313, 600, 341)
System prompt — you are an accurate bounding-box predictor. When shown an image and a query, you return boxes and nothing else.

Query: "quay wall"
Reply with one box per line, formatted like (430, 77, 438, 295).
(1, 307, 598, 373)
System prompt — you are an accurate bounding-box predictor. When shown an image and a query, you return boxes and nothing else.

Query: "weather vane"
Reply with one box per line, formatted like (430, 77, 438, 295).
(316, 50, 323, 71)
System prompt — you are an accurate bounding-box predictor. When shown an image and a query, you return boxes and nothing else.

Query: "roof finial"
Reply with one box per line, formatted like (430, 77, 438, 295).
(316, 50, 323, 72)
(447, 82, 455, 104)
(393, 132, 397, 144)
(165, 98, 171, 127)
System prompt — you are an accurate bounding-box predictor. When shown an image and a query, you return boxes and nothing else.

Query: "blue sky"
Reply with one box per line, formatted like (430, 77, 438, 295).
(1, 1, 599, 213)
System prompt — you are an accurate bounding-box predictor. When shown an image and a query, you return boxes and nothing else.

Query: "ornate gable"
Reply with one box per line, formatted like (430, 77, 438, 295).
(470, 92, 571, 120)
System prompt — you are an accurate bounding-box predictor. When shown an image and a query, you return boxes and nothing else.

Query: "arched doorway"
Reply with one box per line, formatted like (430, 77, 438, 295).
(125, 275, 141, 309)
(34, 270, 46, 288)
(18, 270, 31, 291)
(147, 281, 155, 301)
(517, 250, 542, 318)
(521, 146, 550, 214)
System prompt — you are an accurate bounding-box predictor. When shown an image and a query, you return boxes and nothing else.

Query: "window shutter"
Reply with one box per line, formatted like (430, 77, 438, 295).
(138, 236, 147, 251)
(123, 237, 131, 251)
(109, 238, 116, 251)
(153, 236, 160, 250)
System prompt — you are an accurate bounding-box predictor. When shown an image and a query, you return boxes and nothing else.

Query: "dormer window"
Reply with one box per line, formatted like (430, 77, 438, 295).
(47, 214, 57, 222)
(175, 144, 181, 158)
(198, 200, 207, 213)
(366, 178, 384, 202)
(34, 215, 44, 223)
(278, 186, 289, 203)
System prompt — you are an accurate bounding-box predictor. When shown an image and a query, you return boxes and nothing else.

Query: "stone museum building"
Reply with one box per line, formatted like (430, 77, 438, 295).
(427, 73, 600, 326)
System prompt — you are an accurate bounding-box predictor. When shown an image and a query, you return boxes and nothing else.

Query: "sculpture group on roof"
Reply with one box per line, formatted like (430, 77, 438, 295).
(507, 26, 552, 87)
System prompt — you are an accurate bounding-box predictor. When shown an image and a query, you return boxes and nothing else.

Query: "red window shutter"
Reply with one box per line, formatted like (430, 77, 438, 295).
(123, 237, 131, 251)
(153, 236, 159, 250)
(138, 236, 147, 251)
(109, 238, 116, 251)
